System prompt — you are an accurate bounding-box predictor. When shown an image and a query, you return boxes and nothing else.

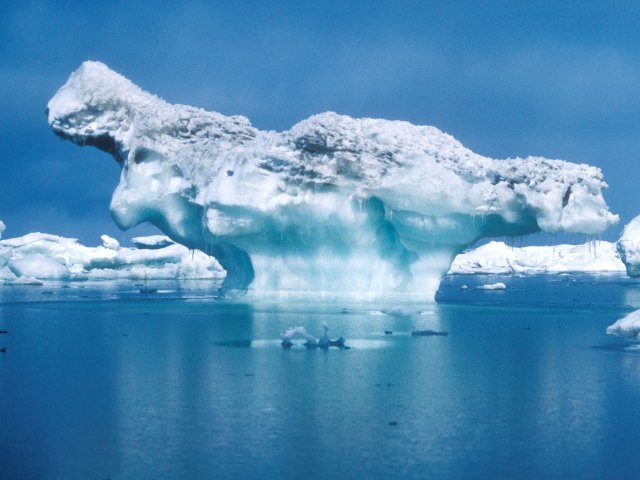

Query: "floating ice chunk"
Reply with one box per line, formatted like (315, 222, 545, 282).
(280, 326, 319, 347)
(476, 282, 507, 290)
(280, 323, 346, 349)
(47, 61, 619, 299)
(0, 220, 5, 239)
(101, 234, 120, 250)
(606, 310, 640, 340)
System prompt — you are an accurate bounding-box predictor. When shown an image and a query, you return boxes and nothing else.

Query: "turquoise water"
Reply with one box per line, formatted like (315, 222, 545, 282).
(2, 275, 640, 479)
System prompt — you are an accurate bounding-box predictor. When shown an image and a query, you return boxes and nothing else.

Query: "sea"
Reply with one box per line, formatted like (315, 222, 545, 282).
(2, 273, 640, 479)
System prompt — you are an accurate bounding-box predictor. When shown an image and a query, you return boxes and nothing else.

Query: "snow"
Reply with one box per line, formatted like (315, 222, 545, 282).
(101, 235, 120, 250)
(607, 309, 640, 340)
(0, 230, 223, 284)
(617, 215, 640, 277)
(48, 61, 619, 299)
(449, 240, 624, 275)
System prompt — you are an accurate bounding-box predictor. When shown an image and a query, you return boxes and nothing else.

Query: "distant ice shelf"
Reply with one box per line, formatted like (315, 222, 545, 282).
(47, 61, 618, 299)
(0, 230, 223, 285)
(448, 240, 624, 275)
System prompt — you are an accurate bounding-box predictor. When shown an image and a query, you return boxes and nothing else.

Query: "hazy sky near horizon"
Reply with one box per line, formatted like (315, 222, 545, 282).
(1, 1, 639, 244)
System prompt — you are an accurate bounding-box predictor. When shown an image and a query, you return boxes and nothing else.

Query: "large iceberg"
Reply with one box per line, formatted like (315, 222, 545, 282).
(47, 61, 618, 299)
(617, 215, 640, 277)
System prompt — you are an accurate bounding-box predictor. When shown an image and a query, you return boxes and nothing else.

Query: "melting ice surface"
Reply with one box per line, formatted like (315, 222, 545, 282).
(48, 61, 618, 299)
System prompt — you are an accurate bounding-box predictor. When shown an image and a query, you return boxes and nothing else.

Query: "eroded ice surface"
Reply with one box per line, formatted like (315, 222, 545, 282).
(0, 228, 222, 284)
(47, 61, 618, 299)
(617, 216, 640, 277)
(449, 240, 624, 275)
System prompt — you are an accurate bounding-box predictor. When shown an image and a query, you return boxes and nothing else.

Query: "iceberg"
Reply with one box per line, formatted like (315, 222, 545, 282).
(0, 228, 223, 284)
(47, 61, 618, 299)
(607, 309, 640, 340)
(617, 216, 640, 277)
(448, 240, 624, 275)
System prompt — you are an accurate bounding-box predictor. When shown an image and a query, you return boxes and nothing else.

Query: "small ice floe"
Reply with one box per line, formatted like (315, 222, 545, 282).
(411, 329, 449, 337)
(280, 322, 347, 349)
(606, 309, 640, 340)
(460, 285, 469, 290)
(475, 282, 507, 290)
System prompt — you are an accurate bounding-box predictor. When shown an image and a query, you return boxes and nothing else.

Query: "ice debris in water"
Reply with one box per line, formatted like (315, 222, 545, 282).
(606, 310, 640, 340)
(475, 282, 507, 290)
(48, 61, 618, 300)
(280, 322, 346, 349)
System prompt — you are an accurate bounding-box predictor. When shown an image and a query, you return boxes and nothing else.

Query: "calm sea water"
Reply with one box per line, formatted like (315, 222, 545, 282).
(2, 274, 640, 479)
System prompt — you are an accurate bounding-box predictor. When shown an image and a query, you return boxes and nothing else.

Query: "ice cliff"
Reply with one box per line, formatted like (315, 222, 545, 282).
(47, 61, 618, 299)
(617, 216, 640, 277)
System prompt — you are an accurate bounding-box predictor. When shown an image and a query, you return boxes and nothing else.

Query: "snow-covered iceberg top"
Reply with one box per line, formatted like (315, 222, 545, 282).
(449, 240, 624, 275)
(47, 61, 618, 299)
(0, 230, 223, 284)
(617, 215, 640, 277)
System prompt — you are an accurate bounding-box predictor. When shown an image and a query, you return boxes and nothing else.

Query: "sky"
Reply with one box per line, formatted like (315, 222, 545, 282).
(1, 0, 639, 245)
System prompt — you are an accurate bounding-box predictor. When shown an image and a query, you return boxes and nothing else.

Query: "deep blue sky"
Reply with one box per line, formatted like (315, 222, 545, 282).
(1, 1, 639, 245)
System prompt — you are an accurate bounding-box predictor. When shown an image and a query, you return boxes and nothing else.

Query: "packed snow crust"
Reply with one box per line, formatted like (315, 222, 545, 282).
(449, 240, 624, 275)
(617, 215, 640, 277)
(0, 229, 222, 284)
(48, 61, 618, 299)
